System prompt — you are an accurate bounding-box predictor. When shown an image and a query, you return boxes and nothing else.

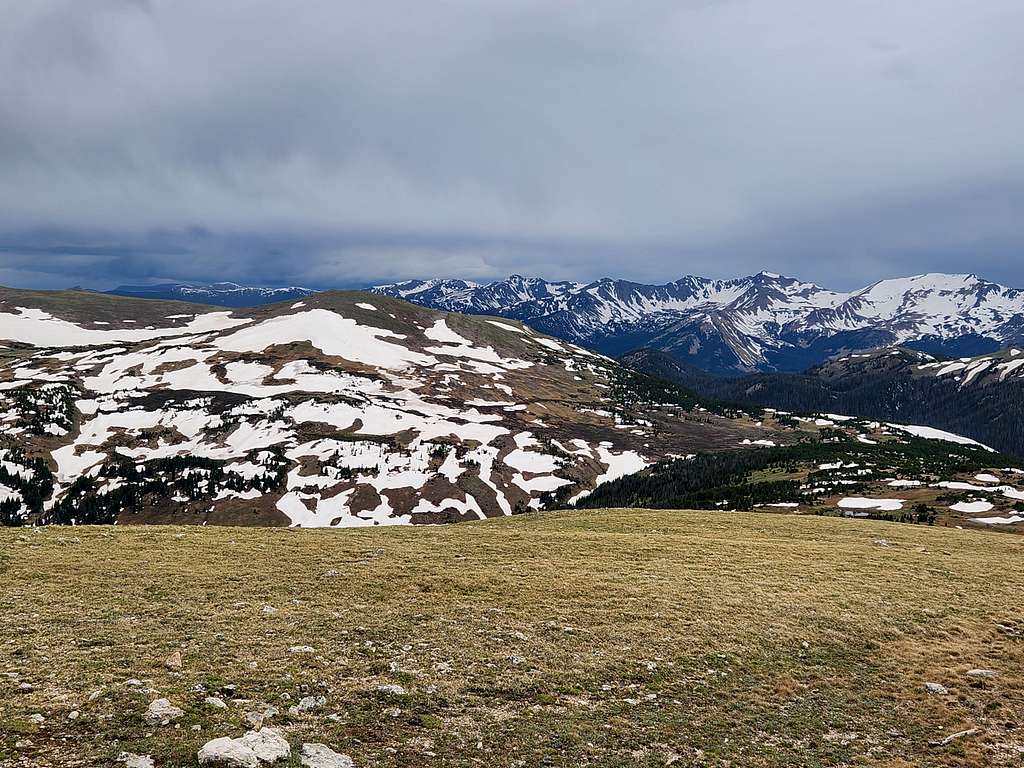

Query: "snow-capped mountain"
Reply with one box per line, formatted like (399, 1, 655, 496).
(373, 272, 1024, 374)
(107, 282, 316, 307)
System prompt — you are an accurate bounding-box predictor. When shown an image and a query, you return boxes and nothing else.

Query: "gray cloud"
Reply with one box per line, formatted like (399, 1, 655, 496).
(0, 0, 1022, 289)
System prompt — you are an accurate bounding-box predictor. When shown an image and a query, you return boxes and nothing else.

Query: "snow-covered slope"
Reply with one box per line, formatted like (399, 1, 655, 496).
(0, 288, 789, 528)
(107, 282, 316, 307)
(373, 272, 1024, 373)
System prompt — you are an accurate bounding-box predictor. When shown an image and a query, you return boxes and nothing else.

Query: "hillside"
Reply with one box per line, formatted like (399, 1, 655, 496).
(623, 346, 1024, 457)
(0, 287, 790, 528)
(575, 429, 1024, 534)
(372, 272, 1024, 373)
(1, 510, 1021, 767)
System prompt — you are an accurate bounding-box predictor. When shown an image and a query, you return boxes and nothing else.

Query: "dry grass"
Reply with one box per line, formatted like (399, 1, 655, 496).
(1, 509, 1022, 767)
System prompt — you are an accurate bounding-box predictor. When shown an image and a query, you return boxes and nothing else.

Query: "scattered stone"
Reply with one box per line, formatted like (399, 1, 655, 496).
(376, 684, 406, 696)
(262, 606, 277, 615)
(124, 678, 144, 687)
(118, 753, 156, 768)
(930, 727, 980, 747)
(924, 682, 948, 695)
(198, 736, 258, 768)
(165, 650, 183, 671)
(288, 645, 315, 654)
(873, 539, 892, 547)
(67, 710, 80, 720)
(300, 743, 354, 768)
(144, 698, 185, 725)
(17, 682, 33, 693)
(966, 669, 998, 678)
(508, 655, 525, 665)
(206, 696, 228, 709)
(290, 695, 326, 714)
(28, 713, 45, 724)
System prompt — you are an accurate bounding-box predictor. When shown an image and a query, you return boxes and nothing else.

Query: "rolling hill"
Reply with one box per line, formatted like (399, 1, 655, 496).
(0, 287, 793, 528)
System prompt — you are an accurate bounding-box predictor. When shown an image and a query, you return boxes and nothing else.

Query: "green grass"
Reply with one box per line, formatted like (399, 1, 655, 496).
(1, 510, 1022, 766)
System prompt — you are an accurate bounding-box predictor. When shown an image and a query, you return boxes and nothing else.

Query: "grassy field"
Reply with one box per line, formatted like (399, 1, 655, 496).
(1, 510, 1022, 767)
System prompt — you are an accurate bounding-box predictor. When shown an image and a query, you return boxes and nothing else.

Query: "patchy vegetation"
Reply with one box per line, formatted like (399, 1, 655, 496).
(575, 429, 1024, 532)
(1, 510, 1022, 766)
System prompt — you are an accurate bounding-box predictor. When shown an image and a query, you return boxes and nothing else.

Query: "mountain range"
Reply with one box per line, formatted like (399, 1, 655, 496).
(372, 272, 1024, 374)
(107, 282, 315, 307)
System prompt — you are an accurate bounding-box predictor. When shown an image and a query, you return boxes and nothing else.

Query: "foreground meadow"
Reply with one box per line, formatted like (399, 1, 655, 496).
(1, 509, 1021, 767)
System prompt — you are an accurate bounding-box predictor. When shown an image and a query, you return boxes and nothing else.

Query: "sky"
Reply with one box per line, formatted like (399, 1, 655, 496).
(1, 0, 1023, 291)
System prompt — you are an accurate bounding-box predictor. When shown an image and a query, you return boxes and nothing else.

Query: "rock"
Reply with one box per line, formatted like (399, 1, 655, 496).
(28, 713, 45, 724)
(206, 696, 228, 709)
(165, 651, 183, 671)
(67, 710, 80, 720)
(966, 669, 998, 678)
(239, 728, 291, 762)
(198, 728, 290, 767)
(924, 682, 948, 695)
(929, 727, 980, 747)
(243, 704, 279, 729)
(376, 684, 406, 696)
(290, 695, 326, 714)
(300, 743, 354, 768)
(198, 736, 258, 768)
(288, 645, 315, 654)
(262, 606, 277, 615)
(144, 698, 184, 725)
(118, 753, 156, 768)
(17, 682, 33, 693)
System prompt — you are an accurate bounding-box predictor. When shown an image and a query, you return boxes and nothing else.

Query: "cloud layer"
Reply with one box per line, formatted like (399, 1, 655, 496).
(1, 0, 1023, 288)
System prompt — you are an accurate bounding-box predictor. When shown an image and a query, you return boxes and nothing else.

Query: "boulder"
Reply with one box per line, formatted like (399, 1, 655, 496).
(239, 728, 291, 762)
(198, 737, 258, 768)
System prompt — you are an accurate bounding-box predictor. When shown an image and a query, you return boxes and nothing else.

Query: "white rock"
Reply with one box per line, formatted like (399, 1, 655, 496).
(288, 645, 315, 654)
(239, 728, 291, 762)
(300, 743, 354, 768)
(144, 698, 184, 725)
(118, 753, 155, 768)
(28, 713, 45, 724)
(290, 695, 326, 713)
(966, 669, 997, 678)
(198, 736, 258, 768)
(205, 696, 228, 709)
(376, 684, 406, 696)
(924, 682, 948, 695)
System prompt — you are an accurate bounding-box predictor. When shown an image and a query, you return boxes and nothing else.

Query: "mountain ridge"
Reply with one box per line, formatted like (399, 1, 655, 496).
(372, 271, 1024, 373)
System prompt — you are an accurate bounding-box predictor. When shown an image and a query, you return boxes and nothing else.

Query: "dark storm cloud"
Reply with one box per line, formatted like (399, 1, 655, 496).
(0, 0, 1022, 289)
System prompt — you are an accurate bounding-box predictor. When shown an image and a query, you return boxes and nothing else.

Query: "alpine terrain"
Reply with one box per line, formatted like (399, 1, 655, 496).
(623, 345, 1024, 458)
(0, 287, 797, 528)
(372, 272, 1024, 373)
(107, 283, 317, 307)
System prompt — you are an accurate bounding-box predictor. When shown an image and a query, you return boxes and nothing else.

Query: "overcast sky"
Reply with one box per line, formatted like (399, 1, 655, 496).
(1, 0, 1022, 290)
